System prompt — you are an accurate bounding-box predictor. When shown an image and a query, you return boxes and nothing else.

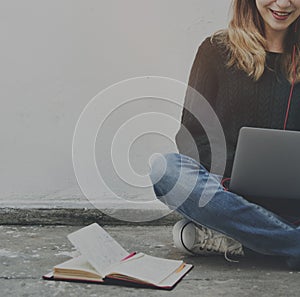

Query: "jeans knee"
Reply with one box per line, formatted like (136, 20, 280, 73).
(149, 153, 180, 195)
(149, 153, 165, 184)
(149, 153, 179, 183)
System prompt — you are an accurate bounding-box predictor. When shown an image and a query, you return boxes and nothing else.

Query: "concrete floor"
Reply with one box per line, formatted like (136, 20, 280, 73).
(1, 225, 300, 297)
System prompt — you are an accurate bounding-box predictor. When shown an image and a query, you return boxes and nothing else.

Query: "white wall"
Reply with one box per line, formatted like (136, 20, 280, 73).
(0, 0, 231, 201)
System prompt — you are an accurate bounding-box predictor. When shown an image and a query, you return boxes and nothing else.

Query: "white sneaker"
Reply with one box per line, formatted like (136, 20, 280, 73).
(172, 219, 244, 261)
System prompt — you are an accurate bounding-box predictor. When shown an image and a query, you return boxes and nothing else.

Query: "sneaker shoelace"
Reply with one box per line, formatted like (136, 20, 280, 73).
(182, 222, 244, 263)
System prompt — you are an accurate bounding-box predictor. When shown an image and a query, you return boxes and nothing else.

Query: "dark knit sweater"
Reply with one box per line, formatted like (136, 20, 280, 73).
(176, 37, 300, 178)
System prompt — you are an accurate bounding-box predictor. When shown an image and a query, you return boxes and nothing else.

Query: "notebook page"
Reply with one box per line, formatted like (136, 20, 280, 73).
(158, 263, 193, 287)
(67, 223, 129, 275)
(106, 253, 183, 285)
(54, 255, 96, 273)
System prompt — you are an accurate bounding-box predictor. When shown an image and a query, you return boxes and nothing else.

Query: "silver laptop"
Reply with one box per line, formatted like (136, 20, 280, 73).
(229, 127, 300, 215)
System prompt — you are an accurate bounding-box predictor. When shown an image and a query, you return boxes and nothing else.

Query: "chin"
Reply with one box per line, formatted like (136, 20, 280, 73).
(267, 20, 291, 32)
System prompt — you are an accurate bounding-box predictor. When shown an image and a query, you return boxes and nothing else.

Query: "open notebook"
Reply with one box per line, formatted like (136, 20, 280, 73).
(43, 223, 193, 290)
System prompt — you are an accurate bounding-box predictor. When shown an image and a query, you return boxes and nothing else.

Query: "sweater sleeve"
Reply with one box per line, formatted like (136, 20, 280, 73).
(175, 37, 219, 170)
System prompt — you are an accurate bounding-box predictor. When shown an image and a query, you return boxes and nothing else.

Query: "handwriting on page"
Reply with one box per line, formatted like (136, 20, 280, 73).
(67, 223, 129, 275)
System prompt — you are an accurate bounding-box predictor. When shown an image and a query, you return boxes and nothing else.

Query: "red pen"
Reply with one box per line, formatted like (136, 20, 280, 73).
(121, 252, 137, 261)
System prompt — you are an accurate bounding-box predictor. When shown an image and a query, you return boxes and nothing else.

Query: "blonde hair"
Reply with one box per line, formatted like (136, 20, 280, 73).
(212, 0, 300, 83)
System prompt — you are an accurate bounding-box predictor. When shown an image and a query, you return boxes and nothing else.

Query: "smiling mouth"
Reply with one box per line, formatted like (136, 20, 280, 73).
(269, 9, 293, 17)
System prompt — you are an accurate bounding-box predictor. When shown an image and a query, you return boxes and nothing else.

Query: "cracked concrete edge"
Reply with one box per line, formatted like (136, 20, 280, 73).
(0, 208, 182, 226)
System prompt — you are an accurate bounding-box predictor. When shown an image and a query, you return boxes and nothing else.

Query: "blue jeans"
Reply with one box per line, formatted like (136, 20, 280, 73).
(149, 153, 300, 269)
